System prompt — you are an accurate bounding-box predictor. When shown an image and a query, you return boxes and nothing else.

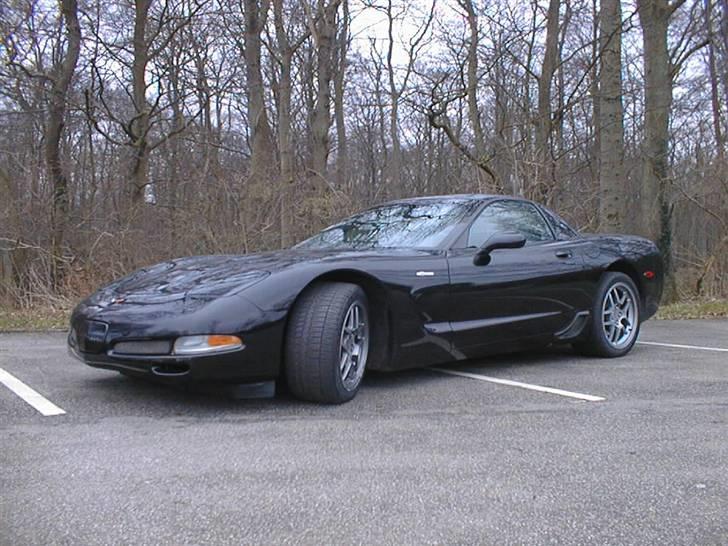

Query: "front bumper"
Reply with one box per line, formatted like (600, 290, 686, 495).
(68, 326, 284, 385)
(68, 293, 286, 383)
(68, 337, 265, 382)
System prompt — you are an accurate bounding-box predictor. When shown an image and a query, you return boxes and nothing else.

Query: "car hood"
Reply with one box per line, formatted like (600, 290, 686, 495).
(84, 248, 434, 308)
(88, 256, 276, 308)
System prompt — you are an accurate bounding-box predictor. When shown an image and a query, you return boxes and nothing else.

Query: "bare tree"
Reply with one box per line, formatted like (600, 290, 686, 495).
(425, 0, 498, 189)
(85, 0, 205, 206)
(722, 0, 728, 95)
(598, 0, 626, 231)
(272, 0, 310, 246)
(46, 0, 82, 285)
(534, 0, 560, 203)
(305, 0, 343, 190)
(704, 0, 725, 158)
(458, 0, 487, 187)
(130, 0, 153, 204)
(333, 0, 350, 189)
(637, 0, 708, 298)
(369, 0, 435, 198)
(244, 0, 276, 193)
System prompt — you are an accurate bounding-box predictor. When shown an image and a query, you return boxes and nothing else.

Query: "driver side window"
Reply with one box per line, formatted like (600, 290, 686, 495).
(467, 201, 554, 248)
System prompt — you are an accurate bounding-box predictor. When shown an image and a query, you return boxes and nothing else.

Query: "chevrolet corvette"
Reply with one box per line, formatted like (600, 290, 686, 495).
(68, 195, 663, 403)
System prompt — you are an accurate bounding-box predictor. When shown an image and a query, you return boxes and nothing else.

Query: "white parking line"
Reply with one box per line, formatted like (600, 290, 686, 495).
(431, 368, 606, 402)
(0, 368, 66, 416)
(637, 341, 728, 353)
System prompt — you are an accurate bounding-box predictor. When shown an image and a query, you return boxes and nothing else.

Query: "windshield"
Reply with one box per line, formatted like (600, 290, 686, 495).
(295, 200, 475, 250)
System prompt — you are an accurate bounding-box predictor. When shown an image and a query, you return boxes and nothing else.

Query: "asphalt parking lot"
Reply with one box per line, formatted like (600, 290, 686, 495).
(1, 320, 727, 545)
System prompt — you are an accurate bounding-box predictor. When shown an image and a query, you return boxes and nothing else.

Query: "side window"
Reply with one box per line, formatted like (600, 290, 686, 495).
(542, 209, 578, 240)
(467, 201, 554, 248)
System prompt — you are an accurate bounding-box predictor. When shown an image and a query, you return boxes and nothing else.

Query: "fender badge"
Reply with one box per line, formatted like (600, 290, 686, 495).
(416, 271, 435, 277)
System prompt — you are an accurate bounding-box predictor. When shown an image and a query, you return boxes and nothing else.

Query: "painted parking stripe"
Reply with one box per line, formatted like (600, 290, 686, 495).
(637, 341, 728, 353)
(431, 368, 605, 402)
(0, 368, 66, 416)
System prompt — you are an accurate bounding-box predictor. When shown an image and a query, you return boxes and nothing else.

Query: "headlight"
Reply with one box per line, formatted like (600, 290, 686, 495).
(173, 335, 243, 355)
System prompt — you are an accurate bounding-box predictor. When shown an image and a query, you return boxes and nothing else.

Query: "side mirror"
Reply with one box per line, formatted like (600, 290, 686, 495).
(473, 232, 526, 266)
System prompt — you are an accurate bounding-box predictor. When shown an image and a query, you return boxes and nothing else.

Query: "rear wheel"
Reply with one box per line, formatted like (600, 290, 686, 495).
(285, 282, 369, 403)
(574, 272, 640, 357)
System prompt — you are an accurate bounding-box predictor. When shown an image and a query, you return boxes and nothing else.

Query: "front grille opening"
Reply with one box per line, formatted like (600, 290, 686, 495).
(113, 340, 172, 355)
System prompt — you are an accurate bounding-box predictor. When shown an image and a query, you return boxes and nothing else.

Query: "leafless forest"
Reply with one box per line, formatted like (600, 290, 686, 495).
(1, 0, 726, 308)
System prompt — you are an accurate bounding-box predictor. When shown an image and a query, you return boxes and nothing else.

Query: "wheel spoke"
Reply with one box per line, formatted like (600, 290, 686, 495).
(340, 352, 352, 377)
(617, 289, 627, 306)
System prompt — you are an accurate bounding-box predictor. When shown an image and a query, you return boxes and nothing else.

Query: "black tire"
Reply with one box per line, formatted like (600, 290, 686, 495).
(285, 282, 370, 404)
(573, 272, 641, 358)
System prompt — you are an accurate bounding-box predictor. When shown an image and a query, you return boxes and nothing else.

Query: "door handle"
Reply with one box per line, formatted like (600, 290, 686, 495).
(555, 250, 572, 259)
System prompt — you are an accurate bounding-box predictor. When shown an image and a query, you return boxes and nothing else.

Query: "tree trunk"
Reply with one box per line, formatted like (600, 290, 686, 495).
(721, 0, 728, 100)
(385, 0, 402, 199)
(244, 0, 276, 199)
(598, 0, 626, 232)
(273, 0, 295, 248)
(463, 0, 485, 160)
(131, 0, 152, 205)
(637, 0, 674, 297)
(309, 0, 342, 191)
(333, 0, 349, 190)
(590, 0, 601, 198)
(534, 0, 560, 203)
(169, 43, 186, 257)
(130, 0, 152, 205)
(46, 0, 81, 287)
(705, 0, 725, 159)
(492, 30, 513, 194)
(459, 0, 496, 192)
(387, 98, 402, 197)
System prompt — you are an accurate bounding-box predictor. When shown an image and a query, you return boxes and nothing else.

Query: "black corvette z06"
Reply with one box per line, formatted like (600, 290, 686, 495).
(69, 194, 663, 403)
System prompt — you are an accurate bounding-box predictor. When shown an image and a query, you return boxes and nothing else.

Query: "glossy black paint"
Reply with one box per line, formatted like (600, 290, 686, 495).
(68, 194, 664, 384)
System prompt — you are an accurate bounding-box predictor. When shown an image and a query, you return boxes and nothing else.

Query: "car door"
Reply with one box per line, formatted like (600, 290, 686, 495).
(446, 199, 590, 357)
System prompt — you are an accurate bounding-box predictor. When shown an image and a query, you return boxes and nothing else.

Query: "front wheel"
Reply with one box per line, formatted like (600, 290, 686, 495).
(573, 272, 641, 357)
(285, 282, 370, 404)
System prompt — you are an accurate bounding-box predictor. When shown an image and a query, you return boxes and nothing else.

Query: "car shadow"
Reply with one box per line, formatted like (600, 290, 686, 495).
(84, 373, 282, 412)
(80, 345, 584, 412)
(443, 345, 586, 373)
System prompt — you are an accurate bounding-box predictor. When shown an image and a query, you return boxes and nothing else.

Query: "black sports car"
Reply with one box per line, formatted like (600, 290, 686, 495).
(69, 195, 663, 403)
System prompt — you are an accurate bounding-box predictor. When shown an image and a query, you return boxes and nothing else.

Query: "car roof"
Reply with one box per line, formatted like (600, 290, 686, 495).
(381, 193, 532, 207)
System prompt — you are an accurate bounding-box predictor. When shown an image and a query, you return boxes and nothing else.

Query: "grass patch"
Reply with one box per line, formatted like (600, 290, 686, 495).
(656, 299, 728, 320)
(0, 307, 70, 332)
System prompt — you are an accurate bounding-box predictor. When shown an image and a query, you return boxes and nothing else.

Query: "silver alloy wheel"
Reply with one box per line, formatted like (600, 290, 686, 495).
(338, 302, 369, 391)
(601, 281, 638, 349)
